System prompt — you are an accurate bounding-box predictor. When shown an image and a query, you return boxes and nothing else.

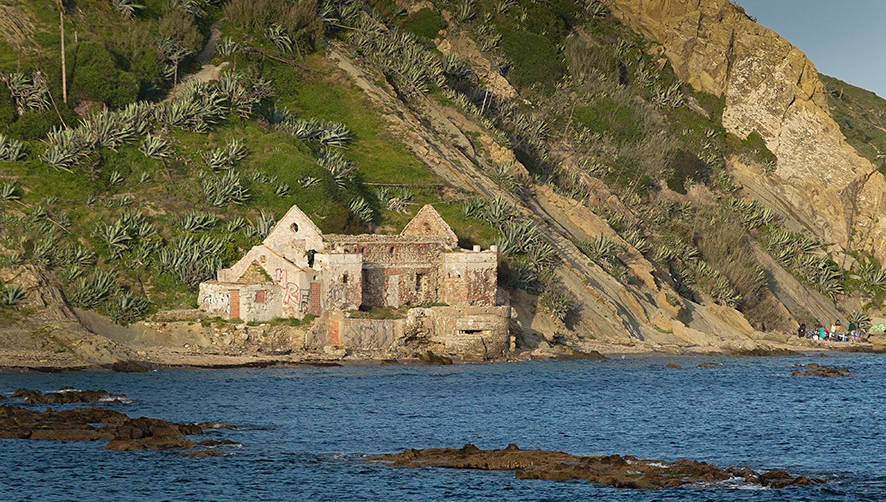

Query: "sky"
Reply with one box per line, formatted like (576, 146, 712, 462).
(736, 0, 886, 97)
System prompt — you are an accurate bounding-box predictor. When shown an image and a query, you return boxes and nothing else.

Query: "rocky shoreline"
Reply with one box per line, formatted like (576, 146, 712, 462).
(370, 444, 821, 489)
(0, 340, 875, 372)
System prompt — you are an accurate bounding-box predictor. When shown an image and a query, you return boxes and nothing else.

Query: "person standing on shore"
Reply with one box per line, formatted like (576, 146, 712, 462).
(798, 323, 806, 338)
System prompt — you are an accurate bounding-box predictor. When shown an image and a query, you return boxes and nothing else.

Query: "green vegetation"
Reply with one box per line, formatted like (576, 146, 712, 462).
(401, 8, 446, 40)
(821, 74, 886, 174)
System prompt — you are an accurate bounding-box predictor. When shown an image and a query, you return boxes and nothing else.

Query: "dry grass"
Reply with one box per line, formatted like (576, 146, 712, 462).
(0, 3, 35, 51)
(224, 0, 318, 35)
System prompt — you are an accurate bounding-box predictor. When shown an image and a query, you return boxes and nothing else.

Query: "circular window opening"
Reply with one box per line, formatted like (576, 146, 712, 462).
(290, 223, 299, 233)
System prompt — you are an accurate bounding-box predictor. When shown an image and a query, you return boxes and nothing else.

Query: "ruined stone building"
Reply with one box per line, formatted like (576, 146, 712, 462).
(198, 204, 510, 359)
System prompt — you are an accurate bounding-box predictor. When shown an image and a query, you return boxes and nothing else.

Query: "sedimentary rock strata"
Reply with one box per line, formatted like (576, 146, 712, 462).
(371, 444, 819, 489)
(603, 0, 886, 262)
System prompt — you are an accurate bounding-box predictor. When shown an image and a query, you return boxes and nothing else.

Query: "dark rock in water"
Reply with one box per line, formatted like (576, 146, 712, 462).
(108, 360, 153, 373)
(0, 405, 232, 453)
(731, 347, 796, 356)
(417, 351, 453, 365)
(665, 363, 682, 369)
(188, 449, 226, 457)
(551, 348, 607, 361)
(11, 388, 127, 404)
(198, 439, 239, 446)
(369, 445, 822, 490)
(696, 362, 723, 368)
(198, 422, 238, 430)
(380, 359, 400, 366)
(790, 363, 852, 377)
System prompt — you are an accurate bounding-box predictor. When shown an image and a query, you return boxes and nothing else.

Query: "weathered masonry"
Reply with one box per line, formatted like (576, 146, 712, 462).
(198, 204, 510, 358)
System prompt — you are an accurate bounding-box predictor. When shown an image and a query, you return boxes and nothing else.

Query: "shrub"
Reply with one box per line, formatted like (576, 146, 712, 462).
(69, 42, 139, 108)
(665, 150, 709, 194)
(0, 85, 15, 127)
(573, 97, 643, 144)
(6, 110, 61, 140)
(401, 8, 445, 39)
(498, 26, 564, 91)
(539, 290, 578, 323)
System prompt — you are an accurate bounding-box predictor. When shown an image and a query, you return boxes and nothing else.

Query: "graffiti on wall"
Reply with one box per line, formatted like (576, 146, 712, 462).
(203, 290, 229, 311)
(273, 268, 311, 312)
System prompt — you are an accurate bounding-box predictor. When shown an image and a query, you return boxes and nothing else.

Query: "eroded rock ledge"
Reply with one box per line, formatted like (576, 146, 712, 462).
(370, 444, 820, 489)
(11, 388, 128, 404)
(0, 405, 235, 453)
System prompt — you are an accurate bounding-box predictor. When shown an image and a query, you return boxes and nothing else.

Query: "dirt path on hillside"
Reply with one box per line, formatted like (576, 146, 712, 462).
(165, 21, 228, 101)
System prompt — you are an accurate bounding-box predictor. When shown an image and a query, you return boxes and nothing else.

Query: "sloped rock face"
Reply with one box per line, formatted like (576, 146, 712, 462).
(603, 0, 886, 261)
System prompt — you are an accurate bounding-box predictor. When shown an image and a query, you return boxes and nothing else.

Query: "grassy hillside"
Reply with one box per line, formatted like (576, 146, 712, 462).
(0, 0, 881, 333)
(820, 74, 886, 174)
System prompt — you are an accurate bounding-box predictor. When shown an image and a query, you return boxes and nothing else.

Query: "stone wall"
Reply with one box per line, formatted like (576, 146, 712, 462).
(306, 311, 404, 351)
(439, 250, 498, 306)
(317, 253, 363, 311)
(415, 305, 510, 359)
(306, 305, 510, 360)
(263, 205, 325, 267)
(198, 281, 282, 322)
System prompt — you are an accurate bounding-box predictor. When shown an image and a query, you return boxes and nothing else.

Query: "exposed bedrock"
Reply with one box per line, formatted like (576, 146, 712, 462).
(370, 444, 820, 489)
(603, 0, 886, 261)
(0, 405, 229, 452)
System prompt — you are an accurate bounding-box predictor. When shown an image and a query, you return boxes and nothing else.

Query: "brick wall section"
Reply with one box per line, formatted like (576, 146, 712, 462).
(440, 251, 498, 306)
(310, 282, 321, 315)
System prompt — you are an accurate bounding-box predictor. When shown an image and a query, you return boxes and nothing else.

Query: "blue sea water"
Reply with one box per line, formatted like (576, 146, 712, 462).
(1, 353, 884, 501)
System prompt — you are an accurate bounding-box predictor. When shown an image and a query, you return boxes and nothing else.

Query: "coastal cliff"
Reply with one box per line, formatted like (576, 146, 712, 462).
(603, 0, 886, 260)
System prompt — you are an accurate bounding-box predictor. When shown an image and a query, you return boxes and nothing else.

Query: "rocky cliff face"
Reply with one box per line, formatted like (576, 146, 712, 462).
(603, 0, 886, 261)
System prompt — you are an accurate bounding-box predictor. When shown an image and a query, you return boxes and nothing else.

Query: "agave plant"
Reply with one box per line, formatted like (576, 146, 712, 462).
(1, 284, 26, 307)
(0, 133, 25, 161)
(496, 219, 539, 256)
(1, 71, 50, 113)
(179, 210, 219, 232)
(42, 127, 91, 172)
(456, 0, 477, 22)
(482, 195, 513, 226)
(71, 269, 119, 309)
(278, 117, 352, 147)
(299, 176, 321, 188)
(217, 72, 273, 119)
(108, 171, 124, 186)
(217, 37, 240, 57)
(225, 216, 248, 233)
(710, 276, 742, 307)
(160, 81, 226, 131)
(848, 311, 872, 330)
(578, 235, 621, 266)
(348, 197, 375, 225)
(266, 24, 293, 53)
(140, 134, 172, 160)
(159, 38, 193, 83)
(0, 181, 21, 202)
(317, 149, 356, 189)
(853, 259, 886, 292)
(109, 294, 151, 325)
(538, 291, 577, 323)
(97, 221, 133, 258)
(621, 227, 651, 255)
(254, 210, 276, 239)
(274, 183, 292, 197)
(112, 0, 144, 18)
(202, 171, 250, 207)
(155, 234, 226, 287)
